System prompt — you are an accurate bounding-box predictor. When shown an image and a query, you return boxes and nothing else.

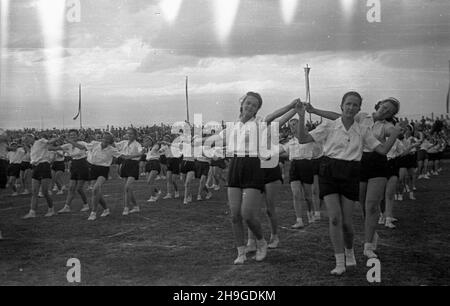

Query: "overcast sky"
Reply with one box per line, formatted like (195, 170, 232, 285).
(1, 0, 449, 129)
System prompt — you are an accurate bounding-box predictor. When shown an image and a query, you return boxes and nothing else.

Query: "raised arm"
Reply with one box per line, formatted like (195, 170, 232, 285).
(374, 125, 402, 155)
(276, 109, 297, 127)
(264, 99, 297, 125)
(65, 138, 87, 150)
(305, 103, 341, 121)
(296, 102, 315, 144)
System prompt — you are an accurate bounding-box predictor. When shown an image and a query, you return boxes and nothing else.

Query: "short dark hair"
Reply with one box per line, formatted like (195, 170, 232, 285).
(127, 128, 138, 137)
(341, 91, 363, 107)
(240, 92, 263, 114)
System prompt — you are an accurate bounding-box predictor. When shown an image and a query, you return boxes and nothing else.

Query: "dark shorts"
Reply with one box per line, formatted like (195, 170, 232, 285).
(20, 161, 32, 171)
(51, 161, 65, 172)
(360, 152, 388, 182)
(417, 150, 428, 161)
(279, 155, 289, 164)
(32, 162, 52, 181)
(211, 158, 226, 169)
(396, 155, 409, 169)
(145, 159, 161, 174)
(289, 159, 314, 184)
(180, 160, 196, 174)
(159, 155, 167, 165)
(140, 154, 146, 162)
(428, 153, 439, 161)
(70, 158, 90, 181)
(90, 164, 110, 180)
(386, 158, 400, 178)
(263, 164, 283, 185)
(120, 160, 140, 180)
(195, 161, 210, 179)
(312, 158, 322, 176)
(405, 153, 418, 169)
(0, 159, 8, 188)
(7, 163, 21, 178)
(228, 157, 264, 192)
(318, 157, 360, 202)
(167, 157, 180, 175)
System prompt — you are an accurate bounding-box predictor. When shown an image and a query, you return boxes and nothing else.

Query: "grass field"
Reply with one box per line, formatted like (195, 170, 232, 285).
(0, 163, 449, 286)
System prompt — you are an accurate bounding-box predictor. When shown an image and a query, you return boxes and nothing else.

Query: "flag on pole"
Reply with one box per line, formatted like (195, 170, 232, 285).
(73, 84, 81, 120)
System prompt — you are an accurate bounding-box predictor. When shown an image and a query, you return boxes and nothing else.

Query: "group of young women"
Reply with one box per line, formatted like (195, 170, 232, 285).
(0, 92, 447, 277)
(212, 91, 446, 275)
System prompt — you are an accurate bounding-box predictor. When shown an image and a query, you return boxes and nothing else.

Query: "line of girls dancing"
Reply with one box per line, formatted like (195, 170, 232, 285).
(1, 91, 447, 275)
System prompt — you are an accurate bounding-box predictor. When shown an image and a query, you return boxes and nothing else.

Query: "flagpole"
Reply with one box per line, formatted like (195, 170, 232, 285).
(185, 76, 190, 123)
(447, 60, 450, 114)
(304, 64, 312, 123)
(79, 84, 82, 129)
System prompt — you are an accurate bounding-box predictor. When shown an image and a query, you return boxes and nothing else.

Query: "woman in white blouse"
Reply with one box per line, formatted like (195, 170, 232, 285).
(295, 92, 401, 275)
(211, 92, 299, 264)
(50, 129, 90, 214)
(306, 97, 402, 259)
(144, 136, 162, 203)
(115, 128, 144, 215)
(65, 133, 122, 221)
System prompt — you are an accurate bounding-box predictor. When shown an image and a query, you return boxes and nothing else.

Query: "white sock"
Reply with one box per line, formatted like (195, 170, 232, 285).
(335, 253, 345, 268)
(237, 246, 246, 256)
(345, 248, 357, 266)
(364, 242, 374, 251)
(257, 238, 267, 247)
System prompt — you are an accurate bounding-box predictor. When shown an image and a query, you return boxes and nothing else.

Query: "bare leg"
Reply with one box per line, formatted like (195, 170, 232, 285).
(241, 188, 264, 240)
(76, 180, 88, 205)
(41, 179, 53, 208)
(290, 181, 305, 221)
(264, 181, 281, 236)
(228, 187, 244, 247)
(364, 177, 386, 243)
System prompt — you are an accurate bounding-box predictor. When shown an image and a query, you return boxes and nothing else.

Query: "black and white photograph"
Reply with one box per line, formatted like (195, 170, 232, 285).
(0, 0, 449, 291)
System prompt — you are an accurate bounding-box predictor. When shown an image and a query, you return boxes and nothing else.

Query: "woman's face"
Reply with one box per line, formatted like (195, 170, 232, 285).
(69, 131, 78, 141)
(341, 95, 361, 118)
(102, 134, 113, 146)
(127, 129, 136, 141)
(375, 101, 397, 120)
(241, 96, 260, 118)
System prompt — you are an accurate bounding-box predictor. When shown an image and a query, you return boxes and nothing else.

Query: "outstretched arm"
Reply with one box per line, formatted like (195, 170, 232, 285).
(276, 109, 297, 127)
(305, 103, 341, 121)
(374, 125, 402, 155)
(264, 99, 298, 125)
(64, 138, 87, 150)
